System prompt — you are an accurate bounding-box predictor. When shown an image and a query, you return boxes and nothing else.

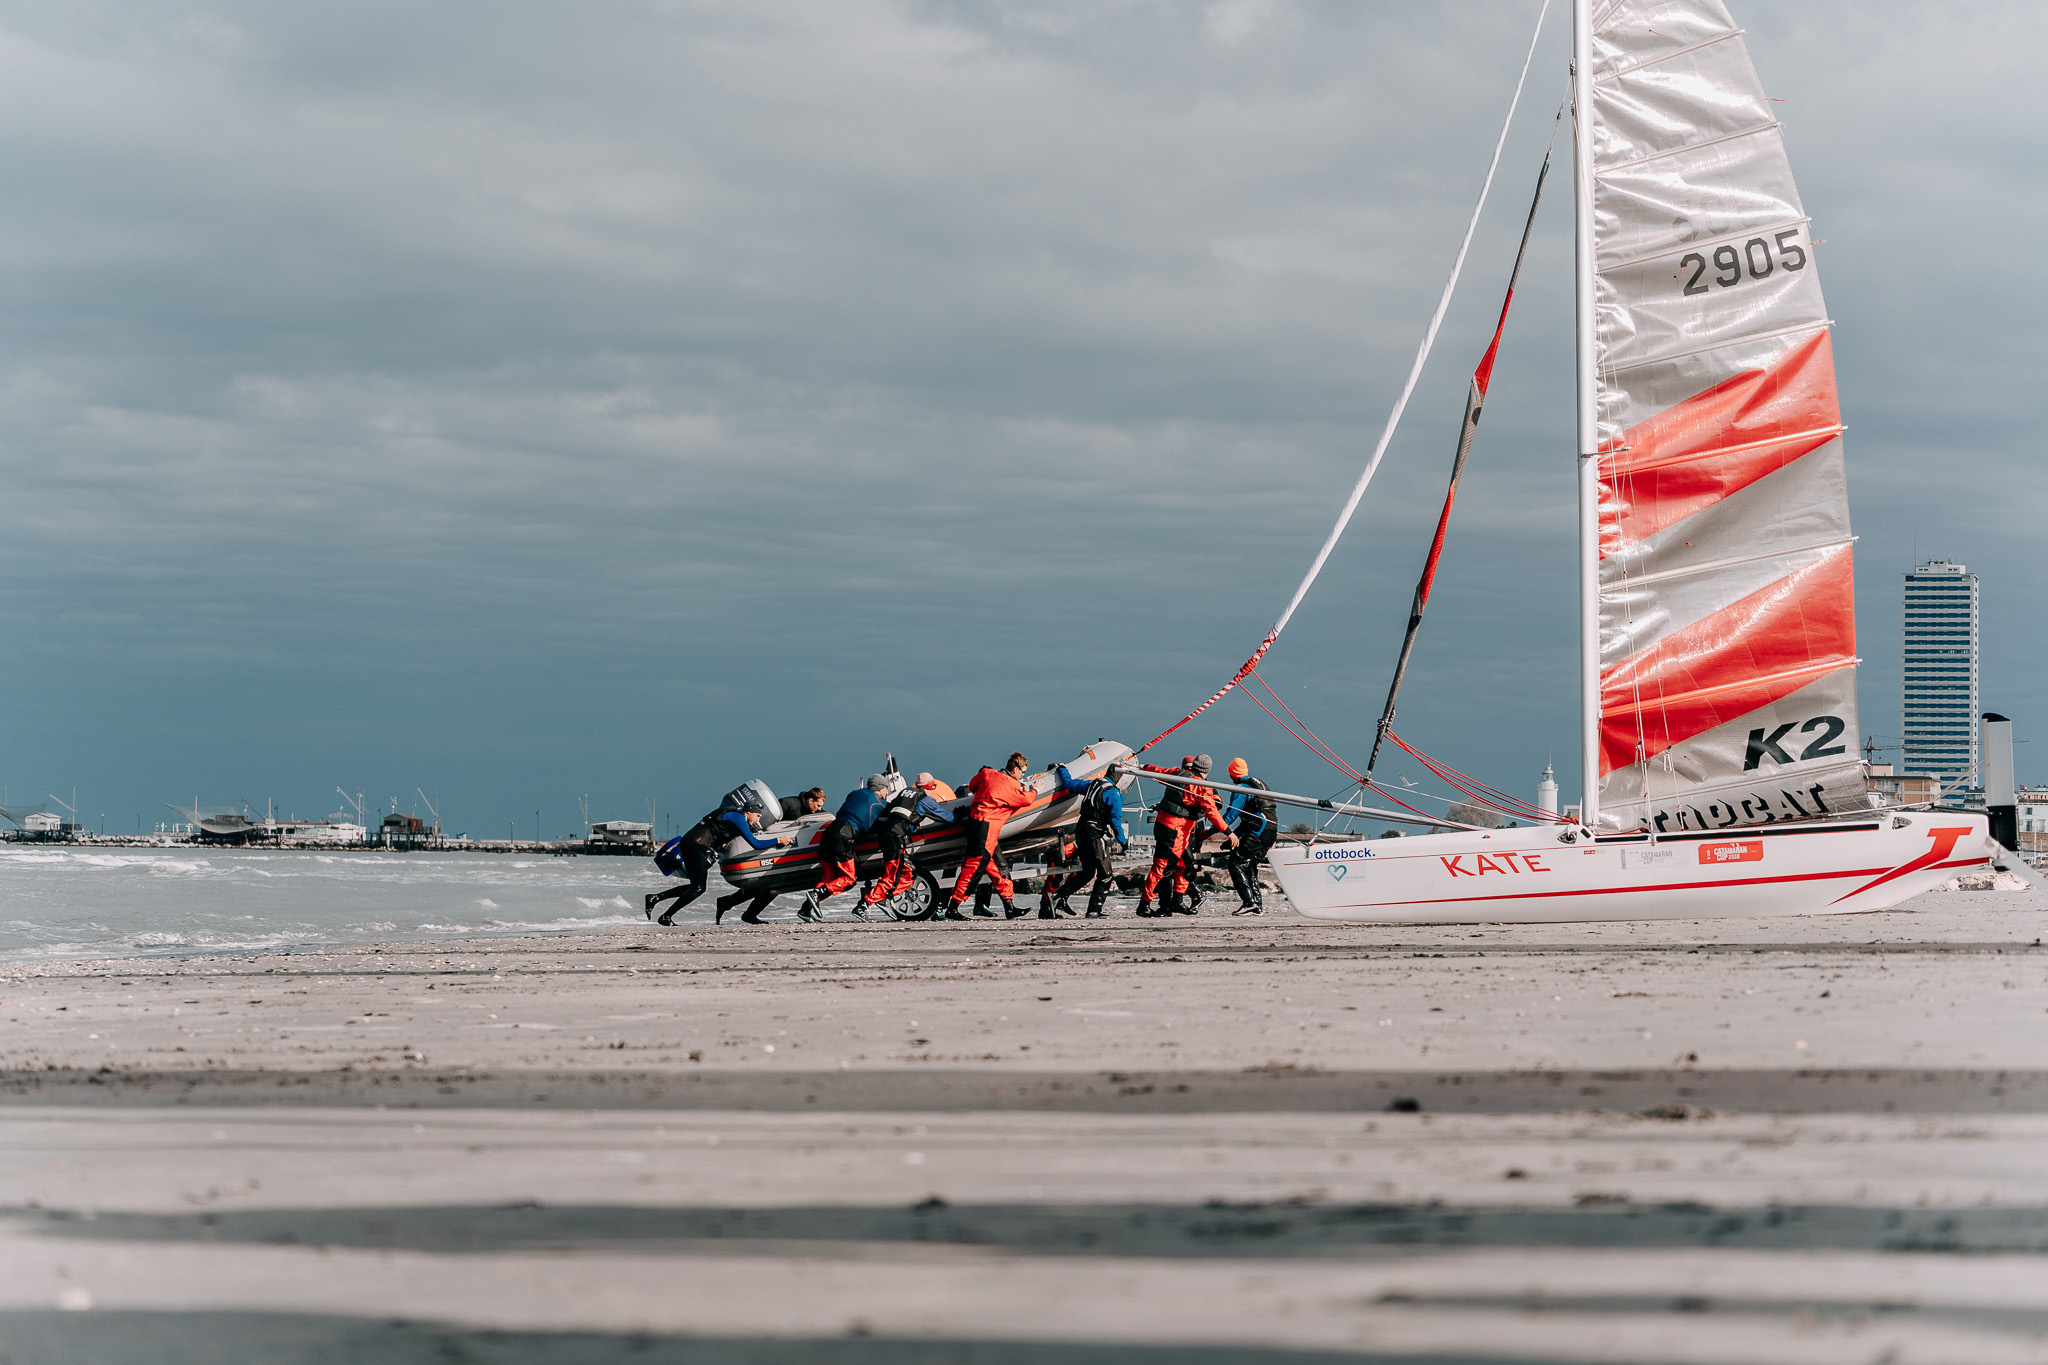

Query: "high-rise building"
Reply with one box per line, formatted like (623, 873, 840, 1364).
(1900, 560, 1979, 785)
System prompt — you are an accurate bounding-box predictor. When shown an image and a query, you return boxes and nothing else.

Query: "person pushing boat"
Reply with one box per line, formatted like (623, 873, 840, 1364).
(1041, 762, 1129, 919)
(944, 752, 1038, 921)
(799, 776, 892, 923)
(1133, 754, 1231, 917)
(859, 774, 954, 918)
(648, 789, 793, 926)
(1221, 757, 1277, 915)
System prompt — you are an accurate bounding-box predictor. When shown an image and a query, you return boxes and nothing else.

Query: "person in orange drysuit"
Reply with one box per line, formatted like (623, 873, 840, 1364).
(944, 751, 1038, 920)
(1134, 753, 1232, 917)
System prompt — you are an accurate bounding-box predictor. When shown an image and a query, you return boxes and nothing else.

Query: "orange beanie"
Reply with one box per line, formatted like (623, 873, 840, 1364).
(1227, 758, 1249, 779)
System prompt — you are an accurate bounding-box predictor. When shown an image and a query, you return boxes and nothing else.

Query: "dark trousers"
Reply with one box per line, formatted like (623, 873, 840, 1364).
(649, 841, 715, 917)
(1052, 826, 1120, 914)
(714, 887, 775, 923)
(1227, 827, 1278, 906)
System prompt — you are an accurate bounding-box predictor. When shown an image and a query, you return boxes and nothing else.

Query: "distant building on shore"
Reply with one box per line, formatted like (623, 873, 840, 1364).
(1901, 560, 1979, 792)
(2018, 788, 2048, 855)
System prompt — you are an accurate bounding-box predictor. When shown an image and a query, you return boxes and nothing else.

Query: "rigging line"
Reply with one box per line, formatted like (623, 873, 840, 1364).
(1384, 730, 1557, 822)
(1242, 669, 1468, 819)
(1247, 670, 1364, 783)
(1364, 109, 1560, 779)
(1132, 0, 1554, 757)
(1241, 684, 1362, 784)
(1236, 683, 1440, 823)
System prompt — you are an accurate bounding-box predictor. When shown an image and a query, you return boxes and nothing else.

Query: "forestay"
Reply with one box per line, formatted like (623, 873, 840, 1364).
(1587, 0, 1866, 833)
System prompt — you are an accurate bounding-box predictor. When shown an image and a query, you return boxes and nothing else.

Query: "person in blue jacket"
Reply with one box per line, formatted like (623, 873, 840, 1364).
(1041, 764, 1128, 919)
(647, 796, 791, 926)
(1221, 757, 1279, 914)
(799, 775, 891, 923)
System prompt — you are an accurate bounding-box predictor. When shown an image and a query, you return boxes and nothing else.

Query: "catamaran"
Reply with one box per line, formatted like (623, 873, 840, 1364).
(1246, 0, 1997, 922)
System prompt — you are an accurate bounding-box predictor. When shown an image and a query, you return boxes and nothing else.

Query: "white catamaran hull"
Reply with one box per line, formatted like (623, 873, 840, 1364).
(1271, 813, 1993, 924)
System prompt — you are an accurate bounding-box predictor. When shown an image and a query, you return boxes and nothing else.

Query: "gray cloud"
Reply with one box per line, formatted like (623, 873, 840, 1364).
(2, 1, 2042, 837)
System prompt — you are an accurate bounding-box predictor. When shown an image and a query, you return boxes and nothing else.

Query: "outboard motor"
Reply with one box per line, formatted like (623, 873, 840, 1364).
(719, 780, 780, 819)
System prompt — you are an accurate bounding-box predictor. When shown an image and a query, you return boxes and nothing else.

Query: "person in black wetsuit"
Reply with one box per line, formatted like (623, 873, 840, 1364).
(1042, 765, 1129, 918)
(1221, 757, 1279, 914)
(647, 797, 790, 926)
(710, 787, 826, 925)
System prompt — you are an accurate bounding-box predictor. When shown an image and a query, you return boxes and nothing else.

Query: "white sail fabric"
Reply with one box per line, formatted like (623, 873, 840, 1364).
(1588, 0, 1867, 832)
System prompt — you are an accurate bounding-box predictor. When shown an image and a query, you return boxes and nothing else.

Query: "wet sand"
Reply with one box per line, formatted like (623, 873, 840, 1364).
(3, 890, 2046, 1362)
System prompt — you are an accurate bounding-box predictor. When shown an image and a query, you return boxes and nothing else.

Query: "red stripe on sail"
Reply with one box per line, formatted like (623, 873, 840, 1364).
(1599, 330, 1841, 557)
(1599, 545, 1856, 776)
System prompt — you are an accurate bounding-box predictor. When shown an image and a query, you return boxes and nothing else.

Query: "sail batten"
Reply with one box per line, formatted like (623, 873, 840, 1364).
(1587, 0, 1866, 833)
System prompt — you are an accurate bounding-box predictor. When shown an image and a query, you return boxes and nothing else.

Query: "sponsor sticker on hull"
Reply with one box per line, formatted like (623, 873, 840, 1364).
(1698, 840, 1764, 865)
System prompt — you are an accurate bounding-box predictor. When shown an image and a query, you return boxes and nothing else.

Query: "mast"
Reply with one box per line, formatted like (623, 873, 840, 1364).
(1571, 0, 1600, 831)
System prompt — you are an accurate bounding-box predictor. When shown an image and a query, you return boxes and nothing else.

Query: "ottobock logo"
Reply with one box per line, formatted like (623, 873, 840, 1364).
(1698, 840, 1764, 865)
(1310, 846, 1376, 861)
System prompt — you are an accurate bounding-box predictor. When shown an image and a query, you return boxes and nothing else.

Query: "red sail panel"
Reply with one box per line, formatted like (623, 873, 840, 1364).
(1599, 330, 1843, 555)
(1599, 546, 1856, 776)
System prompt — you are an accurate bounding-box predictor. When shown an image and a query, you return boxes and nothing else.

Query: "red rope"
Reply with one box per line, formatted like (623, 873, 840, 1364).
(1235, 671, 1441, 822)
(1383, 730, 1563, 823)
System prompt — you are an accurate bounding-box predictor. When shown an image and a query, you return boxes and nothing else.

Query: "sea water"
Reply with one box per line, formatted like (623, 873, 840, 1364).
(0, 846, 781, 962)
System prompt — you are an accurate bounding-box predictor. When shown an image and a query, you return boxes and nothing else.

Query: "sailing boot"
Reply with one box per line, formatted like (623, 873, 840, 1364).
(713, 888, 750, 925)
(796, 891, 825, 924)
(644, 892, 661, 921)
(1002, 897, 1029, 920)
(939, 904, 971, 921)
(1134, 899, 1156, 918)
(739, 904, 767, 925)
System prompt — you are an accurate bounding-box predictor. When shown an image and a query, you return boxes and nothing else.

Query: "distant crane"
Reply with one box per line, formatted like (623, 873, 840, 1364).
(416, 788, 442, 836)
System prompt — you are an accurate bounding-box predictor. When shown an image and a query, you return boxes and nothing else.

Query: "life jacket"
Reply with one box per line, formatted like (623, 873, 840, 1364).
(1237, 777, 1276, 824)
(1156, 773, 1221, 826)
(684, 809, 737, 850)
(880, 788, 926, 826)
(1078, 778, 1117, 828)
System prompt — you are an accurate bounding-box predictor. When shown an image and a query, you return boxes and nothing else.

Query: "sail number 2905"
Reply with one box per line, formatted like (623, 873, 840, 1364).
(1678, 230, 1806, 296)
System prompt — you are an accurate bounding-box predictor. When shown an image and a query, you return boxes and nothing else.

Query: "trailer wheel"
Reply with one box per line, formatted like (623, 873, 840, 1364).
(889, 870, 941, 921)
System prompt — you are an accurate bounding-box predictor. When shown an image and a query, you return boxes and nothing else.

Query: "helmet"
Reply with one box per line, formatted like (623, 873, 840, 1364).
(1186, 754, 1213, 776)
(865, 773, 889, 793)
(1227, 758, 1249, 779)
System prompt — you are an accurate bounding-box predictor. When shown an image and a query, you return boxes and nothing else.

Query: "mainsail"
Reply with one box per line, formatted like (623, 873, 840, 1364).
(1586, 0, 1866, 832)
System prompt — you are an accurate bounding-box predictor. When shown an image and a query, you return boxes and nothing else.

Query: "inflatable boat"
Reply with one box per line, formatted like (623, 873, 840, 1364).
(715, 741, 1135, 918)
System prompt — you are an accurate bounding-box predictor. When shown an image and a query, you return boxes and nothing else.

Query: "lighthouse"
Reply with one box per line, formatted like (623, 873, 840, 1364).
(1537, 763, 1558, 818)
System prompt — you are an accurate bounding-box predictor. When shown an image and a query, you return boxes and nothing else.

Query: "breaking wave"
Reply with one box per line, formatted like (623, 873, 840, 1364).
(0, 847, 675, 963)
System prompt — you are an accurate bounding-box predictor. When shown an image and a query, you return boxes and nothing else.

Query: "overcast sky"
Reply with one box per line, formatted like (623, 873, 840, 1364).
(4, 1, 2044, 838)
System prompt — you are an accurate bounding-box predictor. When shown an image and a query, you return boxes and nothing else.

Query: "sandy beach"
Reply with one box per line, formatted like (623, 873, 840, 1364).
(4, 891, 2046, 1362)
